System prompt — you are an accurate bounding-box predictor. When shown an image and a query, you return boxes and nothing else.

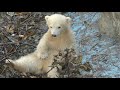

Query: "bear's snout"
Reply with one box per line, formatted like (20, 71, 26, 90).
(52, 34, 57, 37)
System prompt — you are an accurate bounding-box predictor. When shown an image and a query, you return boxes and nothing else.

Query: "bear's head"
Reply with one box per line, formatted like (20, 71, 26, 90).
(45, 14, 72, 37)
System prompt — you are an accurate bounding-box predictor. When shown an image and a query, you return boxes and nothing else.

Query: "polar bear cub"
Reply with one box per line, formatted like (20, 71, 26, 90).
(6, 14, 78, 78)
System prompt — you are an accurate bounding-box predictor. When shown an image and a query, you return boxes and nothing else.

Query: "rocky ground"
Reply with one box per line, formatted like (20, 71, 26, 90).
(66, 12, 120, 78)
(0, 12, 120, 78)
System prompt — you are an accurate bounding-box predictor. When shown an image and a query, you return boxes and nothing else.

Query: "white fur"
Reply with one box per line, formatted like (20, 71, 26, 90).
(6, 14, 78, 78)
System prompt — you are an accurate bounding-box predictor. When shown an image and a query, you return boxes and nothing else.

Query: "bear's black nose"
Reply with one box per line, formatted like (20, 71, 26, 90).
(52, 34, 56, 37)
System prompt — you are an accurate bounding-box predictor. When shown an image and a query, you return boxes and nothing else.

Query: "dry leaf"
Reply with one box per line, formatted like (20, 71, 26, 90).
(6, 24, 15, 33)
(23, 31, 35, 40)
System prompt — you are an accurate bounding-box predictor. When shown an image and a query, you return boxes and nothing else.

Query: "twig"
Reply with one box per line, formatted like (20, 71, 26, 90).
(0, 66, 7, 74)
(89, 43, 99, 51)
(67, 60, 70, 77)
(20, 14, 32, 25)
(20, 42, 36, 47)
(0, 57, 7, 62)
(45, 66, 55, 74)
(0, 42, 17, 45)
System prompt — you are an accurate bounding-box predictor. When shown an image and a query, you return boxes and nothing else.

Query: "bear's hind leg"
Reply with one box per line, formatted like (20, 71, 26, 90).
(5, 59, 15, 66)
(5, 59, 28, 73)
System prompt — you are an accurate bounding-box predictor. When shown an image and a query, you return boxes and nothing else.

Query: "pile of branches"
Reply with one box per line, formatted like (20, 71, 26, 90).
(51, 48, 92, 78)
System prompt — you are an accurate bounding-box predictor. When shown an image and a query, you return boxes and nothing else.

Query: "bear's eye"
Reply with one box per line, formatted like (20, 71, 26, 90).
(50, 26, 52, 28)
(58, 26, 61, 29)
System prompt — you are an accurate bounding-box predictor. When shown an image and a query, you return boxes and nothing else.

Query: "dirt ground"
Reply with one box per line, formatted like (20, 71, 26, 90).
(0, 12, 120, 78)
(0, 12, 55, 78)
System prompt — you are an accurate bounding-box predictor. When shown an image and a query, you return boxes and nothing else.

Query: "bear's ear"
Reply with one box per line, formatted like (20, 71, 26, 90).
(66, 17, 72, 24)
(45, 15, 50, 21)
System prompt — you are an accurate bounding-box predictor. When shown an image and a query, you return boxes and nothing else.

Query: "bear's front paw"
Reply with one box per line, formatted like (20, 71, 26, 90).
(39, 53, 48, 59)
